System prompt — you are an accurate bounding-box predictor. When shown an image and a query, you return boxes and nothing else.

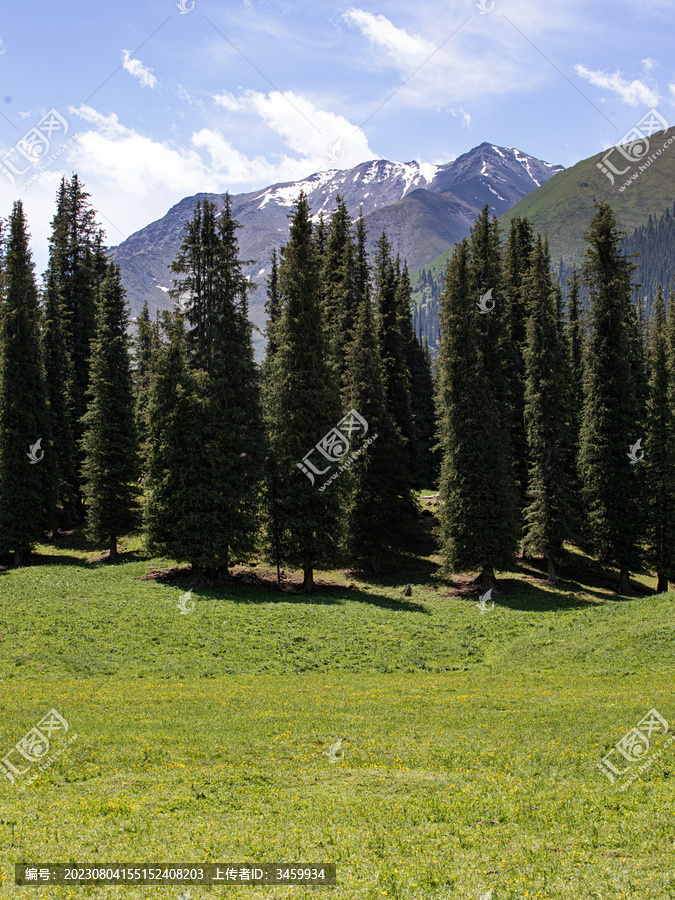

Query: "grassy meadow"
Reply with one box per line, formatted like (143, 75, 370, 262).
(1, 507, 674, 899)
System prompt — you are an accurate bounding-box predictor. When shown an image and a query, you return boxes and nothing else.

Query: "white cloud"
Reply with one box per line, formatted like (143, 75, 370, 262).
(1, 91, 375, 272)
(642, 57, 657, 72)
(177, 84, 204, 108)
(450, 107, 471, 128)
(239, 89, 373, 164)
(342, 8, 434, 68)
(213, 88, 374, 170)
(575, 64, 659, 107)
(337, 6, 578, 112)
(669, 83, 675, 100)
(121, 50, 158, 89)
(213, 90, 243, 112)
(36, 98, 372, 243)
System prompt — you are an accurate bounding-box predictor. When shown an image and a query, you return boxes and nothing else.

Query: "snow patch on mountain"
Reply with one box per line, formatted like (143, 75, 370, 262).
(511, 149, 541, 187)
(256, 169, 338, 210)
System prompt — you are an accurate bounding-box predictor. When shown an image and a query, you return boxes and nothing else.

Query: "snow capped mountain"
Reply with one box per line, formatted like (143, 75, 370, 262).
(425, 143, 563, 210)
(250, 159, 442, 220)
(111, 142, 563, 349)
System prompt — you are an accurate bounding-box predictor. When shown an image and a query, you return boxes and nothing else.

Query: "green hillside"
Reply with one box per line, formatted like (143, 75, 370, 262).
(2, 525, 675, 898)
(499, 125, 675, 265)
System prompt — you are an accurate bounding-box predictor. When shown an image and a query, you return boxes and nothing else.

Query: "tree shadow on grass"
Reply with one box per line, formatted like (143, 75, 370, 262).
(0, 550, 92, 572)
(464, 576, 602, 612)
(515, 547, 656, 603)
(145, 565, 431, 614)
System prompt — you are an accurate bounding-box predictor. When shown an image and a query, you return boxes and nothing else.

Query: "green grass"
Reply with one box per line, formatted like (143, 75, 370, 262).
(1, 524, 675, 899)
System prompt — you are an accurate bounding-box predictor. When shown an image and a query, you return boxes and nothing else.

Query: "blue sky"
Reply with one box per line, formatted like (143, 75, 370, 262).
(1, 0, 674, 273)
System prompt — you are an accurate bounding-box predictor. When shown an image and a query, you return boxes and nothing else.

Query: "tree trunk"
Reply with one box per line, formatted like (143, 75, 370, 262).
(108, 535, 118, 561)
(480, 569, 495, 594)
(217, 566, 232, 584)
(14, 549, 25, 568)
(371, 548, 382, 575)
(273, 524, 282, 587)
(302, 567, 316, 594)
(546, 556, 557, 585)
(191, 562, 203, 580)
(656, 572, 668, 594)
(618, 568, 634, 596)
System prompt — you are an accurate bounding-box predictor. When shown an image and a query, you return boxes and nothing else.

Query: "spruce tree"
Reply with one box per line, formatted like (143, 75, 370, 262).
(644, 286, 675, 591)
(469, 205, 518, 580)
(145, 312, 216, 572)
(395, 260, 429, 488)
(321, 197, 357, 381)
(262, 248, 283, 582)
(375, 234, 416, 492)
(0, 201, 54, 565)
(80, 264, 140, 560)
(342, 219, 415, 572)
(150, 196, 264, 576)
(566, 269, 584, 422)
(206, 195, 264, 569)
(436, 233, 517, 592)
(579, 201, 644, 594)
(668, 286, 675, 359)
(521, 237, 575, 584)
(42, 250, 78, 528)
(170, 199, 217, 365)
(503, 216, 536, 532)
(264, 193, 341, 592)
(264, 247, 281, 362)
(408, 333, 439, 489)
(563, 267, 585, 545)
(132, 299, 157, 476)
(46, 175, 106, 513)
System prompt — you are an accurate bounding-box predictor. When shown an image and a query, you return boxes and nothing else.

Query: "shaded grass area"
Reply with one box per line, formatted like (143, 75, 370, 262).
(0, 527, 674, 898)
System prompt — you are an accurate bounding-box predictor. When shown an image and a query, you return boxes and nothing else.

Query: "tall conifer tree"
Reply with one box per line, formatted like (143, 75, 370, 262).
(132, 299, 157, 476)
(0, 202, 53, 565)
(42, 250, 78, 527)
(503, 216, 535, 531)
(579, 202, 644, 594)
(262, 248, 283, 582)
(437, 229, 517, 592)
(80, 264, 139, 559)
(375, 234, 416, 492)
(395, 260, 432, 488)
(264, 193, 341, 592)
(342, 217, 415, 571)
(45, 175, 106, 513)
(644, 286, 675, 591)
(521, 237, 575, 583)
(566, 269, 584, 422)
(322, 197, 356, 381)
(145, 311, 215, 572)
(264, 247, 281, 363)
(150, 196, 264, 576)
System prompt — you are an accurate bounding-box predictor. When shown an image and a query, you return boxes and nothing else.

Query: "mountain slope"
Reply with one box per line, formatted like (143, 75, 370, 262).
(498, 125, 675, 264)
(110, 143, 563, 345)
(412, 127, 675, 348)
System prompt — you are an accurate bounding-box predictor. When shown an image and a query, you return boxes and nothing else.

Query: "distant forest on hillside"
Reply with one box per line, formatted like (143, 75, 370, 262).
(413, 202, 675, 350)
